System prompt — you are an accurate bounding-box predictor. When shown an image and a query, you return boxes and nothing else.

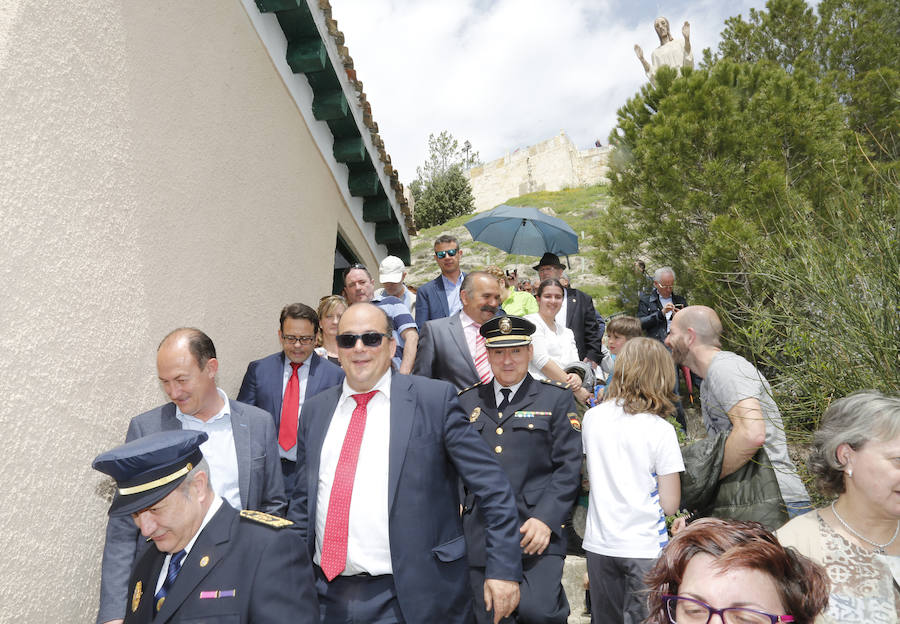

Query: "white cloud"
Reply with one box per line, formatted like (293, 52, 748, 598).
(329, 0, 772, 184)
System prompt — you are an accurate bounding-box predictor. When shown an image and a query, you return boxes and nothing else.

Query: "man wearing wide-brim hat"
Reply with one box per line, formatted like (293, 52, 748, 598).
(456, 316, 583, 624)
(93, 430, 318, 624)
(532, 252, 606, 367)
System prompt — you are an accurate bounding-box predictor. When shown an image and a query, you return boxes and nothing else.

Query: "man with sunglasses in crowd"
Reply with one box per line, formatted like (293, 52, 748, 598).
(289, 302, 522, 624)
(415, 234, 466, 328)
(237, 303, 345, 494)
(343, 264, 419, 375)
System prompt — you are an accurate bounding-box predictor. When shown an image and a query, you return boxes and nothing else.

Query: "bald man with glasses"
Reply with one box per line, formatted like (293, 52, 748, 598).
(238, 303, 344, 494)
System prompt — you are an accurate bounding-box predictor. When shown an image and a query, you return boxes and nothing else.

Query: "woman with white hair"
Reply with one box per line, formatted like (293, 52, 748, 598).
(777, 390, 900, 623)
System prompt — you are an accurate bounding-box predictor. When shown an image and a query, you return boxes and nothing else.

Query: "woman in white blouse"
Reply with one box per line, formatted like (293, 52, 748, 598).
(525, 278, 591, 404)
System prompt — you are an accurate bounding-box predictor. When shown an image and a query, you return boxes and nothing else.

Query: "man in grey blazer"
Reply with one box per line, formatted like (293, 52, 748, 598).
(96, 328, 285, 624)
(413, 272, 502, 391)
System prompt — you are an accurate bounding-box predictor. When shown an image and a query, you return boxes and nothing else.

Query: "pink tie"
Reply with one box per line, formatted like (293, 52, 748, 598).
(278, 362, 302, 451)
(474, 325, 492, 383)
(319, 390, 377, 581)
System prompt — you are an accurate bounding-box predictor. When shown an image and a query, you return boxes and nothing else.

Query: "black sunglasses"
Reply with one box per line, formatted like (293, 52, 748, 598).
(336, 332, 391, 349)
(435, 248, 459, 259)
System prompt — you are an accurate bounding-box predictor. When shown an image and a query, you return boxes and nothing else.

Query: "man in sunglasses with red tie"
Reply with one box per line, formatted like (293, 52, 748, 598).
(289, 302, 522, 624)
(415, 234, 466, 328)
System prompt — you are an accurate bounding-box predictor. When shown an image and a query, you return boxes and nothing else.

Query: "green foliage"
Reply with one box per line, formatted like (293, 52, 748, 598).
(412, 131, 480, 230)
(413, 164, 475, 230)
(724, 172, 900, 437)
(601, 59, 854, 316)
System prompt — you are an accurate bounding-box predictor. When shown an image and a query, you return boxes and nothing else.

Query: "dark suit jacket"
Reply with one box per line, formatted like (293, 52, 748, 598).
(98, 401, 286, 623)
(288, 374, 522, 624)
(638, 288, 687, 342)
(565, 287, 605, 363)
(236, 351, 345, 435)
(123, 501, 318, 624)
(412, 312, 480, 391)
(457, 375, 582, 566)
(415, 273, 463, 329)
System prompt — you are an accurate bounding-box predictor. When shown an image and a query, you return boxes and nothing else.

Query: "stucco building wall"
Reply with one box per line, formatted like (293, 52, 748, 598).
(0, 1, 379, 621)
(465, 132, 611, 213)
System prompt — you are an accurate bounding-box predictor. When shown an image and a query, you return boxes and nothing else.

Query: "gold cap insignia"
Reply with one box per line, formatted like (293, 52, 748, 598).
(499, 317, 512, 334)
(469, 407, 481, 422)
(199, 555, 210, 567)
(132, 581, 142, 613)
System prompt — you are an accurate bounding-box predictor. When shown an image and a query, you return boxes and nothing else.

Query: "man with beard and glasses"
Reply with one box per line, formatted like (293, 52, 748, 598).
(414, 271, 502, 391)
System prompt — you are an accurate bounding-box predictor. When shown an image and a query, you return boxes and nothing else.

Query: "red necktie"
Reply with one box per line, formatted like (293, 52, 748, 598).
(320, 390, 377, 581)
(278, 362, 302, 451)
(474, 325, 492, 383)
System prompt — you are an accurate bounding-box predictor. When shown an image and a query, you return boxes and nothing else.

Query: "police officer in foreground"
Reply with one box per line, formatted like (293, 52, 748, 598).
(92, 430, 318, 624)
(457, 316, 583, 624)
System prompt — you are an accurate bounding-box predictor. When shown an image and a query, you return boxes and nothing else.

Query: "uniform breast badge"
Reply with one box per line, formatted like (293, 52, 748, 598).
(131, 581, 142, 613)
(469, 407, 481, 422)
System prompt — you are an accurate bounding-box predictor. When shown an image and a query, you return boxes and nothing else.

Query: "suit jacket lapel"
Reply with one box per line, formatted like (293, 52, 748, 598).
(160, 404, 182, 431)
(435, 275, 449, 318)
(268, 352, 287, 422)
(155, 504, 235, 623)
(388, 375, 415, 511)
(449, 314, 479, 379)
(307, 387, 342, 534)
(304, 353, 322, 400)
(231, 402, 251, 508)
(565, 288, 578, 328)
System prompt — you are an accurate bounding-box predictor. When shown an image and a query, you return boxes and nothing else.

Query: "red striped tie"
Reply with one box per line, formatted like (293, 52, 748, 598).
(474, 326, 492, 383)
(320, 390, 377, 580)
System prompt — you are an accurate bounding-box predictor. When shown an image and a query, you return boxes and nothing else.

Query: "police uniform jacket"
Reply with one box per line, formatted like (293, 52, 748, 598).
(457, 374, 583, 566)
(123, 501, 318, 624)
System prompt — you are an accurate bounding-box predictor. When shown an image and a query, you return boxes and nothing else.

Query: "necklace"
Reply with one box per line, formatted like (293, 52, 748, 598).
(831, 501, 900, 554)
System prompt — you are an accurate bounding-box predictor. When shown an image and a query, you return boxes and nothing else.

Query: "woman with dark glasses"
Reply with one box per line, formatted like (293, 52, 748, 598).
(644, 518, 829, 624)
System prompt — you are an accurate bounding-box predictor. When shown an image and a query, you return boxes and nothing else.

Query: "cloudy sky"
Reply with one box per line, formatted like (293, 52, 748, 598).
(329, 0, 772, 184)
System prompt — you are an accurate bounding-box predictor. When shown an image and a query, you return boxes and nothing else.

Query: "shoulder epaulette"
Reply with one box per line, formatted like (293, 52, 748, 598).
(539, 378, 569, 390)
(457, 381, 485, 396)
(240, 509, 293, 529)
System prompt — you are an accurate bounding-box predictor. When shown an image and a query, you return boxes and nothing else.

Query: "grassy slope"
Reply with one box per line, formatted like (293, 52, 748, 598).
(407, 184, 618, 316)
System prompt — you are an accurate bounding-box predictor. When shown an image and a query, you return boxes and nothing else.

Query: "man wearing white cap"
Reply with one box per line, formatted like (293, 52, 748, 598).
(375, 255, 416, 318)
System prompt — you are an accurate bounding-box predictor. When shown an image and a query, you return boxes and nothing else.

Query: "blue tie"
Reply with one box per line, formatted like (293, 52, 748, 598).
(155, 549, 186, 613)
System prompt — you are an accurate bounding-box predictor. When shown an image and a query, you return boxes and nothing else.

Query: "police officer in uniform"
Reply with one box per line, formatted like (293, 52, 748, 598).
(457, 316, 583, 624)
(92, 430, 319, 624)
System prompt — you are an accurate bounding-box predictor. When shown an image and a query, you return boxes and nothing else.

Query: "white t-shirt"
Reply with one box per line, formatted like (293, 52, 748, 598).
(582, 400, 684, 558)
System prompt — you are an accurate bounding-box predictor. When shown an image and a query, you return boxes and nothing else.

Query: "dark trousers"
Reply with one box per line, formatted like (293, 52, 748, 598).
(315, 565, 405, 624)
(470, 555, 569, 624)
(586, 552, 654, 624)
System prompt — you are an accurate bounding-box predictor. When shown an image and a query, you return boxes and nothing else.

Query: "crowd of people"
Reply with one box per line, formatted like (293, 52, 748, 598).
(91, 234, 899, 624)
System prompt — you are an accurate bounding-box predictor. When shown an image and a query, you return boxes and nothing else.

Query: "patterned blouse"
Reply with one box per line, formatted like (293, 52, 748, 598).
(817, 514, 900, 623)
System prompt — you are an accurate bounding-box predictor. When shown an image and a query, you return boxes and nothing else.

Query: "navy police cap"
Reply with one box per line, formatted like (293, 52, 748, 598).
(480, 315, 536, 348)
(93, 430, 207, 517)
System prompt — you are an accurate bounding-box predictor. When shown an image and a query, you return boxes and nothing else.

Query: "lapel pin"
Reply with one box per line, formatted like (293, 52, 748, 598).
(199, 555, 210, 567)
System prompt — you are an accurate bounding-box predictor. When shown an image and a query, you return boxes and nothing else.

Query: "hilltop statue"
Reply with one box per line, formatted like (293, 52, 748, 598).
(634, 17, 693, 80)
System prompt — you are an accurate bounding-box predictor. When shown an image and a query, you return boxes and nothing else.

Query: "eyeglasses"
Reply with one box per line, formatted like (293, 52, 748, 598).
(435, 248, 459, 259)
(663, 595, 794, 624)
(282, 334, 316, 345)
(335, 332, 391, 349)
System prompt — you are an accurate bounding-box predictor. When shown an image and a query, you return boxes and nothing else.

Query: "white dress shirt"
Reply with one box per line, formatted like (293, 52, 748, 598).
(176, 389, 241, 510)
(155, 496, 224, 594)
(459, 310, 481, 363)
(443, 273, 464, 317)
(525, 313, 580, 380)
(554, 290, 569, 329)
(280, 354, 311, 462)
(314, 370, 393, 575)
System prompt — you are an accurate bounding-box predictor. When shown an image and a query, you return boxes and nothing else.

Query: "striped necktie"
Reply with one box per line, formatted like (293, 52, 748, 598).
(155, 549, 186, 613)
(474, 326, 492, 383)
